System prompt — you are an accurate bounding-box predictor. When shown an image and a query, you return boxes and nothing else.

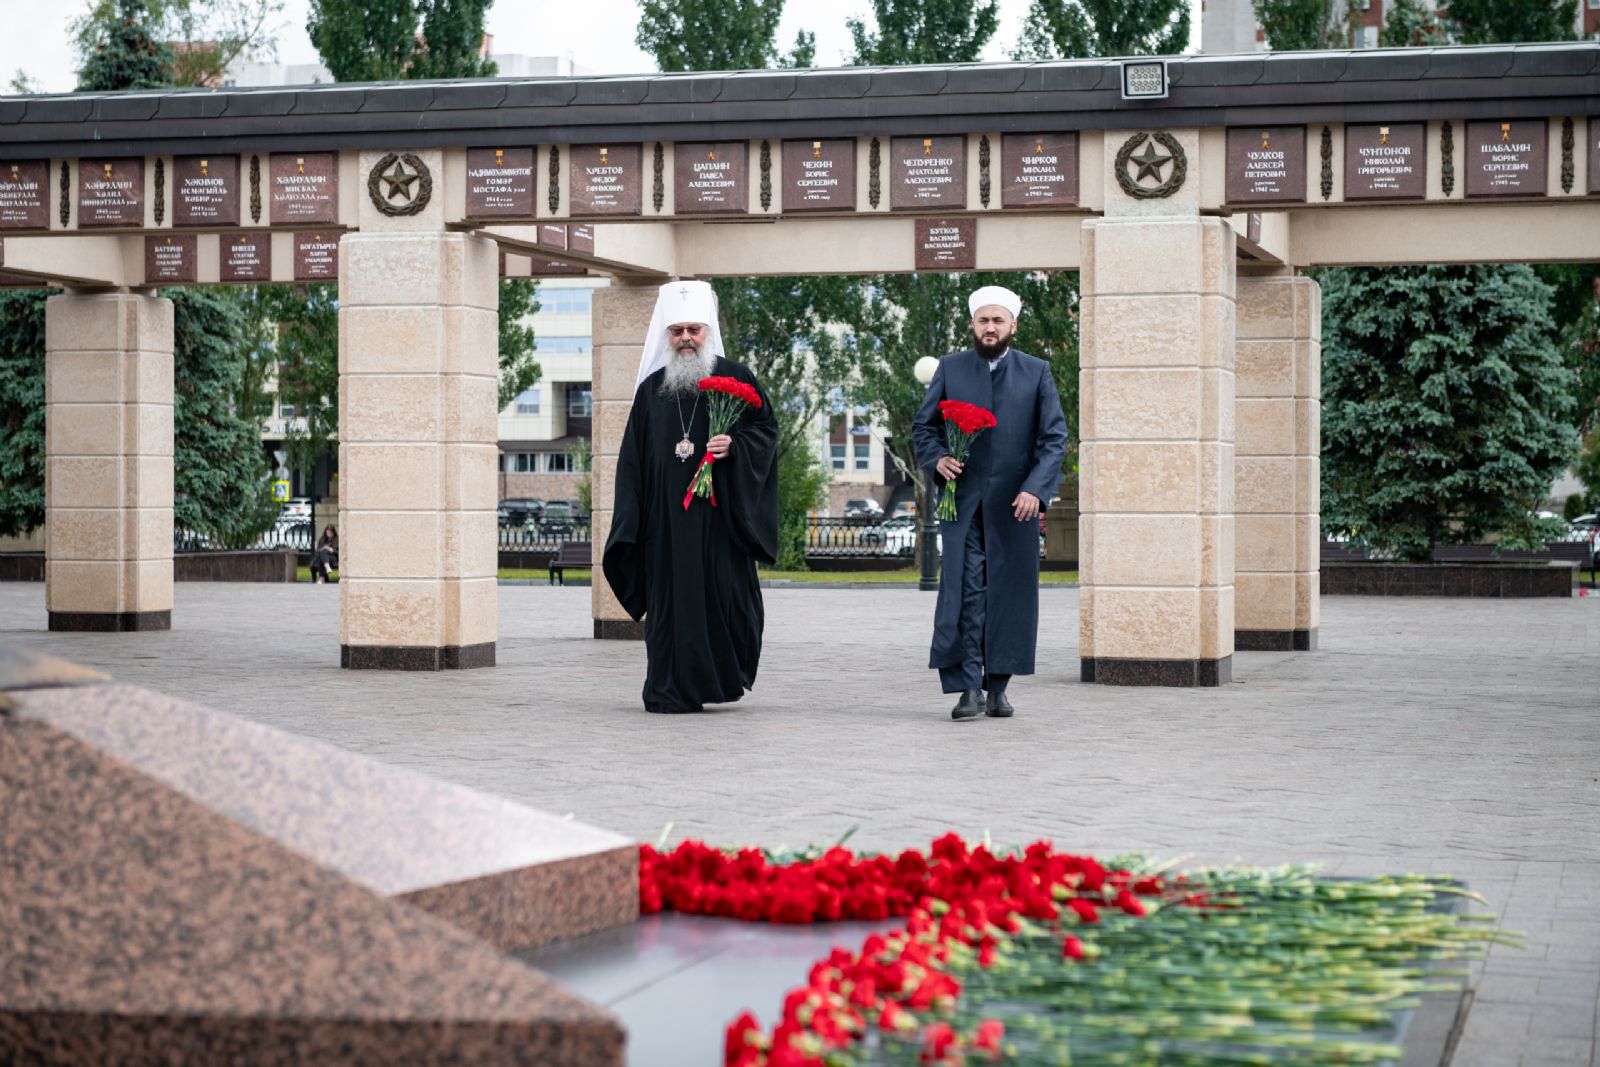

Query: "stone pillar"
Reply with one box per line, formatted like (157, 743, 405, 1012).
(1078, 216, 1237, 686)
(1234, 272, 1320, 650)
(590, 279, 658, 640)
(44, 291, 174, 632)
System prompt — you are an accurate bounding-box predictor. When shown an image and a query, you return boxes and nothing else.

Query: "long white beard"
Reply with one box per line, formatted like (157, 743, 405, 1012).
(659, 347, 716, 398)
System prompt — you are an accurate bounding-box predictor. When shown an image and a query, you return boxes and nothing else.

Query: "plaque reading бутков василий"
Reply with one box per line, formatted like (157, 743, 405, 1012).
(79, 159, 145, 227)
(914, 218, 975, 271)
(1466, 121, 1547, 197)
(269, 154, 338, 225)
(221, 233, 270, 282)
(0, 161, 49, 230)
(782, 140, 855, 213)
(892, 137, 966, 211)
(1344, 124, 1426, 201)
(1001, 134, 1078, 208)
(1225, 128, 1305, 203)
(569, 145, 642, 216)
(675, 143, 747, 214)
(144, 235, 196, 284)
(294, 232, 339, 280)
(173, 156, 239, 227)
(466, 148, 535, 219)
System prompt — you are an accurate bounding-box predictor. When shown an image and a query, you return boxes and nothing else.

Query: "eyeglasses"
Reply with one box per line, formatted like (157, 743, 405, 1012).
(667, 324, 706, 338)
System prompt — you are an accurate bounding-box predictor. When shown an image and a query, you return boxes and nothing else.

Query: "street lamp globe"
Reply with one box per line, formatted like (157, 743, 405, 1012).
(913, 355, 940, 385)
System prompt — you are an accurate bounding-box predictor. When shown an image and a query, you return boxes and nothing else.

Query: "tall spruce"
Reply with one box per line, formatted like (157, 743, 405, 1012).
(1014, 0, 1190, 60)
(71, 0, 283, 88)
(76, 0, 174, 89)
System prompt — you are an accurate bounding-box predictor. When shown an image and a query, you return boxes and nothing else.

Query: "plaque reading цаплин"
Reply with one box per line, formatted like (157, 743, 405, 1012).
(569, 145, 642, 216)
(465, 148, 536, 219)
(1344, 124, 1426, 200)
(79, 159, 145, 227)
(221, 233, 271, 282)
(1225, 128, 1305, 203)
(1466, 120, 1548, 197)
(0, 161, 49, 229)
(569, 224, 595, 254)
(782, 139, 855, 212)
(892, 137, 966, 211)
(675, 142, 748, 214)
(270, 154, 339, 225)
(144, 235, 197, 284)
(173, 156, 239, 226)
(914, 218, 975, 271)
(294, 232, 340, 280)
(1001, 134, 1078, 208)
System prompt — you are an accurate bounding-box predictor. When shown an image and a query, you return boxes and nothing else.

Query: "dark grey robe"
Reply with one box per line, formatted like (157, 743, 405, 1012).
(911, 347, 1069, 677)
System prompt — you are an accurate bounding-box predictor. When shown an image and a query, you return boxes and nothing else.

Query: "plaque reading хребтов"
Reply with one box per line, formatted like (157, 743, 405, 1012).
(0, 161, 49, 229)
(269, 153, 339, 225)
(1344, 124, 1426, 200)
(173, 156, 240, 226)
(1466, 120, 1548, 197)
(782, 140, 855, 212)
(1225, 128, 1305, 203)
(568, 145, 642, 216)
(915, 218, 976, 271)
(892, 137, 966, 211)
(79, 159, 146, 227)
(294, 232, 340, 280)
(1001, 134, 1078, 208)
(675, 142, 748, 214)
(466, 148, 535, 219)
(221, 233, 271, 282)
(144, 235, 197, 284)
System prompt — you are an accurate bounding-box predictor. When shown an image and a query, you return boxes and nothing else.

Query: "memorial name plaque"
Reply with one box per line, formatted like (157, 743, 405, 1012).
(569, 224, 595, 254)
(528, 256, 585, 276)
(270, 153, 338, 224)
(1344, 124, 1426, 200)
(569, 144, 642, 216)
(1591, 120, 1600, 196)
(915, 218, 976, 271)
(294, 232, 340, 280)
(466, 147, 536, 218)
(1225, 127, 1305, 203)
(173, 155, 240, 226)
(675, 142, 748, 214)
(1001, 134, 1079, 208)
(1466, 120, 1547, 197)
(221, 232, 271, 282)
(782, 139, 856, 212)
(892, 136, 966, 210)
(144, 235, 197, 283)
(0, 161, 49, 229)
(78, 159, 145, 227)
(538, 223, 568, 250)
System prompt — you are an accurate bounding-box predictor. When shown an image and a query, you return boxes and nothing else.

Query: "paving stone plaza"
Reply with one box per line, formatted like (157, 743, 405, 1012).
(4, 582, 1597, 1065)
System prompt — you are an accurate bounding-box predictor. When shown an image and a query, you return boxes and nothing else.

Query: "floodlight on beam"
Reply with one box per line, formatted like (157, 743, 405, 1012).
(1121, 61, 1169, 100)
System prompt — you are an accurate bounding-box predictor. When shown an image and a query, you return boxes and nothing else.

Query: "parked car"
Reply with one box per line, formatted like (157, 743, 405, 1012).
(890, 501, 918, 521)
(280, 497, 312, 522)
(843, 498, 883, 519)
(499, 498, 545, 527)
(538, 502, 581, 536)
(878, 517, 940, 558)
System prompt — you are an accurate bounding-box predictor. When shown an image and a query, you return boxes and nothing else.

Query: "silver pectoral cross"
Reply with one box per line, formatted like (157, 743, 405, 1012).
(675, 435, 695, 461)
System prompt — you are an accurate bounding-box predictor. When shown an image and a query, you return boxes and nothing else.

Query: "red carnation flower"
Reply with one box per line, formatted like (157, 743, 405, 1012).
(933, 401, 997, 521)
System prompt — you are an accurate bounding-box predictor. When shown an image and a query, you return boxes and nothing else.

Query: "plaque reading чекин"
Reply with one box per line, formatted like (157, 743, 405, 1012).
(173, 156, 240, 227)
(675, 142, 748, 214)
(79, 159, 146, 227)
(1344, 124, 1426, 200)
(1466, 120, 1548, 197)
(294, 232, 340, 280)
(914, 218, 976, 271)
(465, 147, 536, 219)
(568, 145, 642, 216)
(892, 137, 967, 211)
(782, 140, 855, 212)
(1001, 134, 1078, 208)
(569, 224, 595, 254)
(1225, 128, 1306, 203)
(221, 233, 271, 282)
(144, 235, 197, 284)
(269, 153, 339, 225)
(0, 161, 49, 230)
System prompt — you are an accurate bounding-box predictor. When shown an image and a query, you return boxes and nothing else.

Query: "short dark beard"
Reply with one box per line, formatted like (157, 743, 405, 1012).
(973, 326, 1014, 361)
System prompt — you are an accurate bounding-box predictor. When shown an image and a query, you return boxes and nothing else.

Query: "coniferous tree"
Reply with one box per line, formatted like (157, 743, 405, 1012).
(1013, 0, 1190, 60)
(0, 292, 49, 537)
(76, 0, 174, 90)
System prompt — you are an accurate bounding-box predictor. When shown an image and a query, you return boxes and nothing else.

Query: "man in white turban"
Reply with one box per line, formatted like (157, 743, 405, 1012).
(603, 280, 780, 713)
(911, 284, 1069, 721)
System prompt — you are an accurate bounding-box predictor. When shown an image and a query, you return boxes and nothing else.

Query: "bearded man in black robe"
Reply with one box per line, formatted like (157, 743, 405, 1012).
(603, 281, 780, 714)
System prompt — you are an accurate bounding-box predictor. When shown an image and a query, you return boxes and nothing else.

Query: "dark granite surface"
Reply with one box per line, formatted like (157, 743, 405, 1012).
(1081, 656, 1233, 687)
(1235, 628, 1318, 652)
(48, 610, 171, 632)
(1323, 562, 1575, 597)
(341, 641, 496, 670)
(594, 620, 645, 641)
(0, 645, 108, 692)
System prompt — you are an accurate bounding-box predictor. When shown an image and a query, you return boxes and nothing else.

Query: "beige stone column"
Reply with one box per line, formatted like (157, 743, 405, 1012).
(1234, 272, 1320, 650)
(44, 290, 174, 632)
(590, 278, 659, 640)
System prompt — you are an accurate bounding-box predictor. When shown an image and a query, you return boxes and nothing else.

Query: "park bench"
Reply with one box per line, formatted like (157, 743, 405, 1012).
(548, 540, 593, 586)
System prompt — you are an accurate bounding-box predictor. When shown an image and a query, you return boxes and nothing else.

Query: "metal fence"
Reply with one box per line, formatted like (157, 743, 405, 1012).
(805, 517, 925, 559)
(498, 523, 592, 550)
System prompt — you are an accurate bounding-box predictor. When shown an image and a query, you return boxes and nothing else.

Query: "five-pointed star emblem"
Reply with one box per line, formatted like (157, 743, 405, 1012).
(1130, 139, 1173, 184)
(380, 160, 420, 202)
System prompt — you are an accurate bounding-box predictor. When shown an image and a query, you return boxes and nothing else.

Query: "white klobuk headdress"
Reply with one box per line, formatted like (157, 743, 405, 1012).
(634, 280, 726, 389)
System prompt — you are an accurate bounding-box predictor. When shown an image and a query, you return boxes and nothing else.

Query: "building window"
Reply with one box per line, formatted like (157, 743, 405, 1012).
(279, 401, 297, 419)
(534, 336, 591, 355)
(546, 452, 573, 473)
(512, 453, 537, 473)
(540, 287, 595, 314)
(567, 383, 593, 417)
(853, 443, 871, 471)
(515, 388, 540, 415)
(830, 443, 846, 471)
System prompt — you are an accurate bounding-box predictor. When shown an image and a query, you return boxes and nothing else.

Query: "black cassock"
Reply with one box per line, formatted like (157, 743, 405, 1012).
(603, 357, 779, 712)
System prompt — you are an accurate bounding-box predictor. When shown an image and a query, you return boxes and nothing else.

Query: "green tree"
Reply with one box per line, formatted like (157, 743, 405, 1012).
(498, 276, 541, 408)
(1318, 265, 1577, 560)
(307, 0, 495, 82)
(260, 284, 340, 480)
(1252, 0, 1354, 50)
(76, 0, 174, 90)
(1442, 0, 1577, 44)
(1575, 432, 1600, 513)
(0, 291, 50, 537)
(847, 0, 1000, 64)
(636, 0, 786, 71)
(1380, 0, 1446, 47)
(1013, 0, 1190, 60)
(72, 0, 283, 89)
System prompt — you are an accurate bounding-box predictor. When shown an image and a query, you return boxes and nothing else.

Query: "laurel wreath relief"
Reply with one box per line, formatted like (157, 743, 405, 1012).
(1113, 131, 1188, 200)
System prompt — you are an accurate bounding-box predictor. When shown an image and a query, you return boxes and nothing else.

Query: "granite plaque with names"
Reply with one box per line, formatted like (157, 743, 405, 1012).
(892, 137, 966, 211)
(1246, 212, 1262, 244)
(538, 223, 568, 250)
(1591, 120, 1600, 196)
(782, 139, 855, 212)
(144, 235, 197, 284)
(1001, 134, 1079, 208)
(465, 147, 536, 219)
(269, 153, 339, 224)
(569, 224, 595, 254)
(675, 142, 747, 214)
(0, 160, 49, 230)
(1344, 124, 1426, 200)
(527, 256, 585, 276)
(294, 232, 340, 280)
(1466, 120, 1548, 197)
(569, 145, 642, 216)
(915, 218, 976, 271)
(220, 232, 271, 282)
(78, 159, 145, 227)
(1225, 127, 1306, 203)
(173, 155, 240, 227)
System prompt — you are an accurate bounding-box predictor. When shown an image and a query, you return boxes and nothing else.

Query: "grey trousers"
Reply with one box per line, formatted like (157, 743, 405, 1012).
(939, 506, 1011, 696)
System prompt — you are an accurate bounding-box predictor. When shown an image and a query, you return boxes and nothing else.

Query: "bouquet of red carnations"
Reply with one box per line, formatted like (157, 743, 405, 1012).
(685, 375, 764, 509)
(936, 400, 997, 521)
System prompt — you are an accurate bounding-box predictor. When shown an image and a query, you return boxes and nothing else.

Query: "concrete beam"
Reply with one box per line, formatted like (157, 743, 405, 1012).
(1288, 201, 1600, 267)
(0, 235, 130, 287)
(473, 224, 676, 278)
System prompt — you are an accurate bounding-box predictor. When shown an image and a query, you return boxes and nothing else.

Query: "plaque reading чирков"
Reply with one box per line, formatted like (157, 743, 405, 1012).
(1344, 124, 1426, 200)
(172, 156, 240, 227)
(294, 232, 340, 280)
(1001, 134, 1078, 208)
(221, 233, 271, 282)
(914, 218, 976, 271)
(675, 142, 748, 214)
(144, 235, 197, 284)
(568, 145, 642, 216)
(1466, 120, 1548, 197)
(782, 140, 855, 212)
(79, 159, 145, 227)
(1225, 128, 1306, 203)
(891, 136, 967, 211)
(269, 153, 339, 225)
(465, 148, 535, 219)
(0, 161, 49, 229)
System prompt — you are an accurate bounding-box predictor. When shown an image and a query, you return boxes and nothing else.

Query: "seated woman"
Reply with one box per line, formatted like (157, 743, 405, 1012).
(310, 524, 338, 583)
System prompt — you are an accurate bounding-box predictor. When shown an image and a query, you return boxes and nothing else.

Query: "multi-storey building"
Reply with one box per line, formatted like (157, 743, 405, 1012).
(497, 277, 601, 503)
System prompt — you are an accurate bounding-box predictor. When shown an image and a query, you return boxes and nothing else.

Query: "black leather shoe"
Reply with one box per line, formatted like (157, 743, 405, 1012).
(985, 691, 1015, 718)
(951, 689, 984, 720)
